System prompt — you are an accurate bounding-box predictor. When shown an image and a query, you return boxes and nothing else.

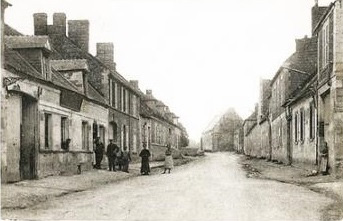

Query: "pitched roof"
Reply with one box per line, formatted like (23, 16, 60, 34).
(4, 36, 52, 52)
(48, 35, 138, 95)
(51, 59, 89, 71)
(4, 47, 79, 92)
(4, 24, 23, 36)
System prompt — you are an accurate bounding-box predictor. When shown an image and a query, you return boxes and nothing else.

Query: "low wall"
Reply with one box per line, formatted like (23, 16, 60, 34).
(38, 151, 93, 177)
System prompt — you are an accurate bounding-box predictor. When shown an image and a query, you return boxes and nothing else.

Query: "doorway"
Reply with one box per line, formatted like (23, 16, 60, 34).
(20, 95, 38, 180)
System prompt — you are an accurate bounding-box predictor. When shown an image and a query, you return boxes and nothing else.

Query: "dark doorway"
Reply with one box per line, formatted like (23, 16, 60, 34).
(20, 95, 38, 180)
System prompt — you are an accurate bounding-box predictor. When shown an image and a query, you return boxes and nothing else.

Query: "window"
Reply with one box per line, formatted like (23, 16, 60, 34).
(122, 88, 127, 112)
(322, 21, 330, 67)
(309, 103, 315, 140)
(111, 81, 116, 108)
(99, 125, 105, 145)
(44, 113, 52, 149)
(300, 109, 305, 142)
(61, 117, 69, 149)
(82, 121, 89, 150)
(294, 112, 298, 142)
(132, 95, 137, 116)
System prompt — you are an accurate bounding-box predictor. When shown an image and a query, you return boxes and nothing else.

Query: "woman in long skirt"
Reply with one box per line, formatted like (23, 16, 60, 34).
(139, 143, 151, 175)
(162, 145, 173, 174)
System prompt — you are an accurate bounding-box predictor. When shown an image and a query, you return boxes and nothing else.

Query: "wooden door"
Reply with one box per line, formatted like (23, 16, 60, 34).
(20, 96, 38, 180)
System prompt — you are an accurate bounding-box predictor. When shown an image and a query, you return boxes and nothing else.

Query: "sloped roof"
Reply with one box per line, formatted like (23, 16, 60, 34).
(271, 37, 317, 85)
(51, 59, 89, 71)
(4, 24, 23, 36)
(87, 83, 107, 104)
(48, 35, 138, 95)
(4, 47, 79, 93)
(4, 36, 52, 51)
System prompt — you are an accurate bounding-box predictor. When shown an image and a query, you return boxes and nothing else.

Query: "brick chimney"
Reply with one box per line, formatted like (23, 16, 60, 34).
(52, 13, 66, 35)
(33, 13, 48, 35)
(68, 20, 89, 52)
(96, 42, 116, 70)
(295, 35, 309, 52)
(146, 90, 152, 95)
(129, 80, 139, 90)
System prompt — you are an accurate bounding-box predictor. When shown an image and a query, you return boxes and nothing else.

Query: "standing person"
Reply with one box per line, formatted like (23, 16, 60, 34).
(139, 143, 151, 175)
(122, 146, 131, 173)
(106, 139, 117, 171)
(320, 142, 329, 175)
(94, 137, 104, 169)
(162, 145, 173, 174)
(116, 146, 123, 171)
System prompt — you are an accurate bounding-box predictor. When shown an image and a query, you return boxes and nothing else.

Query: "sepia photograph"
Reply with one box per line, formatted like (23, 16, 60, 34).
(1, 0, 343, 220)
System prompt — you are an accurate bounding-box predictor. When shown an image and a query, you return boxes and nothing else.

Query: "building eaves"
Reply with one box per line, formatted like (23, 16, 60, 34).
(4, 35, 52, 52)
(313, 2, 335, 33)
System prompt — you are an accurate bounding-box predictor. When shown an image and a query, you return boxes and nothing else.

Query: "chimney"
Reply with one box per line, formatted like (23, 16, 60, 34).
(295, 35, 313, 52)
(146, 89, 152, 95)
(52, 13, 66, 35)
(33, 13, 47, 35)
(129, 80, 139, 90)
(96, 42, 116, 70)
(68, 20, 89, 52)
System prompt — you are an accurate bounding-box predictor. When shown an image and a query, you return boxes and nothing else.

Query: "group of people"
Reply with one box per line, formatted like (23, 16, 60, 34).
(139, 143, 174, 175)
(93, 137, 174, 175)
(93, 137, 131, 173)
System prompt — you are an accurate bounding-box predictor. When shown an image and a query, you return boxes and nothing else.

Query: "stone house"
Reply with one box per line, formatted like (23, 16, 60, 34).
(1, 34, 109, 182)
(268, 36, 317, 164)
(31, 12, 141, 154)
(138, 89, 183, 160)
(313, 0, 343, 177)
(202, 109, 242, 152)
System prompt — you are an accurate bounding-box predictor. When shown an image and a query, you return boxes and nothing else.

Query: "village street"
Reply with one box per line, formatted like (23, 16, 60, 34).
(2, 153, 333, 221)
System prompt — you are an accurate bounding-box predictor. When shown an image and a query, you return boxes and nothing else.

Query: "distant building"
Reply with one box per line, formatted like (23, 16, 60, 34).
(201, 109, 242, 152)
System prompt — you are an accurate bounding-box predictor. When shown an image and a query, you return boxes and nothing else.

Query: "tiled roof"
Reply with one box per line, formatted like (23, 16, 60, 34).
(4, 24, 23, 36)
(51, 59, 89, 71)
(51, 68, 80, 92)
(4, 47, 43, 79)
(4, 36, 52, 51)
(48, 35, 138, 95)
(4, 47, 79, 93)
(87, 83, 107, 104)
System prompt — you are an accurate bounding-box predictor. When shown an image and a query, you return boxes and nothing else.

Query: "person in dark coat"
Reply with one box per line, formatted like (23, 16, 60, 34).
(139, 143, 151, 175)
(122, 146, 131, 173)
(106, 139, 117, 171)
(94, 137, 104, 169)
(115, 146, 123, 171)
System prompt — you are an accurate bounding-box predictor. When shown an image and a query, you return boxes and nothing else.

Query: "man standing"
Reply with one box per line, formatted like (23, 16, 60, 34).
(106, 139, 117, 171)
(94, 137, 104, 169)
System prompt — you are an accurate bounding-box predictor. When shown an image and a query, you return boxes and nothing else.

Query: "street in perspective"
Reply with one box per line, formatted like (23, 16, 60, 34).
(1, 0, 343, 220)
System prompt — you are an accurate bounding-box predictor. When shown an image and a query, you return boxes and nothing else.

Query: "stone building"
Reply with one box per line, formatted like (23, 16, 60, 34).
(313, 0, 343, 177)
(1, 4, 188, 182)
(31, 12, 141, 154)
(202, 109, 242, 152)
(136, 88, 183, 160)
(1, 34, 109, 182)
(242, 0, 342, 177)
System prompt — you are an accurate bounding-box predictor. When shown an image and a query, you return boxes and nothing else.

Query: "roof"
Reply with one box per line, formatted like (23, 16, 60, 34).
(87, 83, 107, 104)
(51, 59, 89, 71)
(271, 36, 317, 85)
(4, 36, 52, 52)
(4, 24, 22, 36)
(48, 35, 139, 95)
(4, 47, 79, 93)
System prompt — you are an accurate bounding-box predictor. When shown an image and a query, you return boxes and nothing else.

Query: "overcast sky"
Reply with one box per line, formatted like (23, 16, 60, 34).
(5, 0, 333, 142)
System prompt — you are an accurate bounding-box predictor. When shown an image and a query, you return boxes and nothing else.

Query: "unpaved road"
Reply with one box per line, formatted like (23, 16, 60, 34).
(2, 153, 332, 220)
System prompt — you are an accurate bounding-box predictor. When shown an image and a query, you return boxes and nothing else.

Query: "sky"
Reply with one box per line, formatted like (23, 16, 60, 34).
(5, 0, 333, 142)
